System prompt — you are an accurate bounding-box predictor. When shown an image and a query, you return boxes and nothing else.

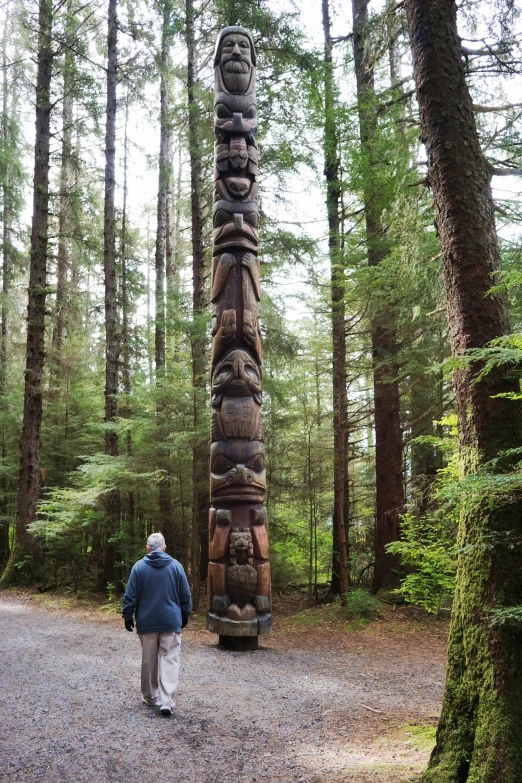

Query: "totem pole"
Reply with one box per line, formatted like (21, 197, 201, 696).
(207, 27, 271, 649)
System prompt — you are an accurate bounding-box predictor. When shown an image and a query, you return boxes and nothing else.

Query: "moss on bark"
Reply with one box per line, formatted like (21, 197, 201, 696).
(422, 494, 522, 782)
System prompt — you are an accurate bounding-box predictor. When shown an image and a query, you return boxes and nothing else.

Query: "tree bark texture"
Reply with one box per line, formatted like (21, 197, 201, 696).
(0, 0, 53, 586)
(409, 368, 444, 514)
(406, 1, 522, 780)
(155, 3, 170, 378)
(53, 2, 74, 359)
(103, 0, 118, 459)
(185, 0, 208, 607)
(0, 0, 12, 568)
(155, 2, 174, 555)
(101, 0, 120, 590)
(352, 0, 404, 593)
(166, 137, 182, 363)
(1, 0, 11, 398)
(322, 0, 349, 598)
(120, 94, 135, 522)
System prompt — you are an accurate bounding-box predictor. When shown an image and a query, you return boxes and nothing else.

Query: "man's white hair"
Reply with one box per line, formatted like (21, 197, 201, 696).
(147, 532, 166, 551)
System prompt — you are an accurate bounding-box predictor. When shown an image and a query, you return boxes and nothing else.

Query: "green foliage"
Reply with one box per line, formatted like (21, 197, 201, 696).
(32, 453, 163, 539)
(389, 416, 459, 613)
(101, 581, 123, 613)
(489, 605, 522, 627)
(343, 588, 381, 618)
(13, 555, 34, 583)
(388, 514, 457, 614)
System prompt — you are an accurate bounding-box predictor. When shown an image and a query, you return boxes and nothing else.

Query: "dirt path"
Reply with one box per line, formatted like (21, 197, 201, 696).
(0, 592, 447, 783)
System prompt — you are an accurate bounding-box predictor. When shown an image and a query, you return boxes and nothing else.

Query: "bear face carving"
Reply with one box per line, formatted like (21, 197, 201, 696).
(213, 200, 259, 251)
(210, 439, 266, 502)
(212, 348, 262, 405)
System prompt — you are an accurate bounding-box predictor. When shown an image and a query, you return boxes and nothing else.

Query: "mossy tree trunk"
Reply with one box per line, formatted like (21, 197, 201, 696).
(406, 0, 522, 780)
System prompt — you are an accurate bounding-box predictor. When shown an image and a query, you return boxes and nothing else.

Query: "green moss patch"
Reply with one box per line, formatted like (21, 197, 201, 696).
(398, 723, 437, 752)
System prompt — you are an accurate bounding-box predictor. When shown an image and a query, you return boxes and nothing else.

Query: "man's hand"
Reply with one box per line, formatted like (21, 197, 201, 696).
(181, 611, 189, 629)
(124, 617, 134, 632)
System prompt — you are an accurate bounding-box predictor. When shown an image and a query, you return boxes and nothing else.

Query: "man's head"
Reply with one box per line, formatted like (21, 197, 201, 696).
(146, 532, 166, 552)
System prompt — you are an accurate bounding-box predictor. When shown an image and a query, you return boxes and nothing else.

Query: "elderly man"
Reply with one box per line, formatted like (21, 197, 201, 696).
(122, 533, 192, 716)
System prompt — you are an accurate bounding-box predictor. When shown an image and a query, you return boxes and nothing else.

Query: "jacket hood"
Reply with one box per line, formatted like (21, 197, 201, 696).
(143, 550, 173, 568)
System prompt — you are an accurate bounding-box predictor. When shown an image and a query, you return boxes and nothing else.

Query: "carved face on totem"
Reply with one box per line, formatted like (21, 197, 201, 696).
(216, 140, 258, 175)
(212, 348, 262, 405)
(210, 439, 266, 502)
(213, 201, 259, 251)
(230, 530, 253, 555)
(214, 28, 256, 135)
(228, 137, 248, 170)
(224, 139, 251, 199)
(219, 33, 253, 93)
(214, 138, 257, 202)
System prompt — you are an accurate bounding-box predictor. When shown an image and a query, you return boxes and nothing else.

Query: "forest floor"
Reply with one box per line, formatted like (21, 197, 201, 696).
(0, 589, 448, 783)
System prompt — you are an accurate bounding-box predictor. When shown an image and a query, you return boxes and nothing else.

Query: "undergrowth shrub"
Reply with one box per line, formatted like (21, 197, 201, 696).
(344, 588, 381, 618)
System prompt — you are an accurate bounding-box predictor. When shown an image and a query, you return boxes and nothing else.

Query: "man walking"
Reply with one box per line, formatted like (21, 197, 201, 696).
(122, 533, 192, 716)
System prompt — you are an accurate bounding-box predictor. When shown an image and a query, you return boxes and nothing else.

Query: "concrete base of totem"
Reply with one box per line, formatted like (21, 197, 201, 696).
(207, 612, 272, 639)
(219, 634, 259, 651)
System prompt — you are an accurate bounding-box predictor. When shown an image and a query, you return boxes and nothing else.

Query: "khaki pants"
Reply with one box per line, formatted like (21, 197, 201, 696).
(139, 631, 181, 710)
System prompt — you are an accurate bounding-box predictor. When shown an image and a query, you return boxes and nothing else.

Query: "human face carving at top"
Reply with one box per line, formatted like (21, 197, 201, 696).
(220, 33, 253, 93)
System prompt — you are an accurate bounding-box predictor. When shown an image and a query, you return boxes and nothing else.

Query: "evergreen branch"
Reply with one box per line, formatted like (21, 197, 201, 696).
(377, 88, 415, 114)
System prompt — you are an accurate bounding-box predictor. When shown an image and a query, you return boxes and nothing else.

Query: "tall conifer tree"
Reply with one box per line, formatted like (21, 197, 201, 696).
(0, 0, 54, 586)
(406, 0, 522, 779)
(352, 0, 404, 592)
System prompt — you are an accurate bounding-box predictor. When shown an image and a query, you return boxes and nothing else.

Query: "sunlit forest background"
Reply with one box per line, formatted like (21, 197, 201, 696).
(0, 0, 521, 613)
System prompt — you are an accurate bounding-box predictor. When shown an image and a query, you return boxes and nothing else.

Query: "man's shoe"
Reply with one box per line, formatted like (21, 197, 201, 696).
(141, 697, 158, 707)
(159, 706, 172, 716)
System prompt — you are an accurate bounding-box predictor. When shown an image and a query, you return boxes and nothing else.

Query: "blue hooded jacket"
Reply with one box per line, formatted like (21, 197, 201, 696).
(122, 551, 192, 635)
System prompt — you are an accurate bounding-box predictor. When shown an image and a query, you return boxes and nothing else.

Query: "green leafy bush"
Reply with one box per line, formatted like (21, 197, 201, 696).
(388, 513, 456, 613)
(388, 416, 459, 614)
(344, 588, 381, 618)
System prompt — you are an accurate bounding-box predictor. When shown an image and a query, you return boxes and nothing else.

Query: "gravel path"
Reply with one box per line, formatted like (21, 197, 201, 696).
(0, 593, 447, 783)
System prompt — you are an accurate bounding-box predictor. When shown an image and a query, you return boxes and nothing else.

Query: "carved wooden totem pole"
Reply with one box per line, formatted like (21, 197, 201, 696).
(207, 27, 271, 649)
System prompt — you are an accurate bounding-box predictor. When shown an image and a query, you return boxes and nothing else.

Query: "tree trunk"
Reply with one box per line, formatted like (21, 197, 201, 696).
(53, 2, 74, 360)
(351, 0, 404, 593)
(166, 137, 182, 364)
(155, 2, 174, 555)
(0, 0, 12, 568)
(155, 5, 169, 380)
(185, 0, 208, 607)
(101, 0, 119, 590)
(322, 0, 349, 599)
(406, 1, 522, 780)
(0, 0, 53, 587)
(120, 93, 134, 522)
(409, 368, 444, 514)
(104, 0, 118, 459)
